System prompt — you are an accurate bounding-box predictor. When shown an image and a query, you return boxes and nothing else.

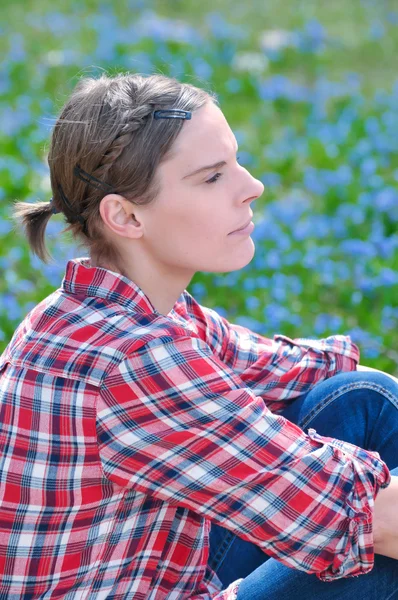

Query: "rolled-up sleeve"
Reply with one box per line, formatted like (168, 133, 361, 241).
(97, 334, 389, 582)
(177, 295, 360, 413)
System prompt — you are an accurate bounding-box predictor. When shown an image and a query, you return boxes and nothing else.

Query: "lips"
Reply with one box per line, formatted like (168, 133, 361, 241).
(229, 215, 253, 234)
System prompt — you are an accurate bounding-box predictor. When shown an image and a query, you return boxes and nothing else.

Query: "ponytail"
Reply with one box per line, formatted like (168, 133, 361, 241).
(13, 201, 54, 263)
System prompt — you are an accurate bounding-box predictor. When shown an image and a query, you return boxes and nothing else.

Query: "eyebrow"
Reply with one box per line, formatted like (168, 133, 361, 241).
(182, 160, 227, 180)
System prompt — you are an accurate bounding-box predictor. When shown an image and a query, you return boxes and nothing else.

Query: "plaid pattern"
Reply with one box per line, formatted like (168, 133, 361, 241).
(0, 258, 390, 599)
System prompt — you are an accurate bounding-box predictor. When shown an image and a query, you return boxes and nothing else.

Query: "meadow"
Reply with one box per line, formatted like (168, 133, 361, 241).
(1, 0, 397, 374)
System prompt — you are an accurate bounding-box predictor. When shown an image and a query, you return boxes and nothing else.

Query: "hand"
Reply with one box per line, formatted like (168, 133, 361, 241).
(373, 475, 398, 559)
(356, 365, 398, 558)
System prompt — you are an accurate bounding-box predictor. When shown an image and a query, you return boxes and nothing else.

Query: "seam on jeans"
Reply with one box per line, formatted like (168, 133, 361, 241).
(299, 381, 398, 431)
(208, 535, 233, 568)
(208, 529, 236, 571)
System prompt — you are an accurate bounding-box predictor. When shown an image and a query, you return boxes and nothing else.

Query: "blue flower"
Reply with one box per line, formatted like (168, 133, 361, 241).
(369, 21, 385, 40)
(351, 291, 363, 305)
(388, 11, 398, 25)
(298, 19, 327, 53)
(225, 78, 241, 93)
(340, 239, 376, 258)
(260, 172, 281, 188)
(242, 278, 256, 291)
(346, 327, 383, 359)
(314, 313, 343, 335)
(360, 157, 378, 176)
(376, 268, 398, 286)
(1, 294, 23, 321)
(212, 306, 229, 318)
(265, 250, 282, 270)
(259, 75, 310, 103)
(191, 282, 207, 300)
(133, 10, 202, 44)
(374, 187, 398, 217)
(235, 315, 264, 333)
(375, 235, 398, 259)
(206, 12, 245, 41)
(381, 305, 398, 330)
(7, 33, 26, 63)
(245, 296, 260, 311)
(191, 57, 213, 80)
(0, 220, 12, 235)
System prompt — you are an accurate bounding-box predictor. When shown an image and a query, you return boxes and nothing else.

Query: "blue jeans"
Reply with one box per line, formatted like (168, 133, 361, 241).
(208, 370, 398, 599)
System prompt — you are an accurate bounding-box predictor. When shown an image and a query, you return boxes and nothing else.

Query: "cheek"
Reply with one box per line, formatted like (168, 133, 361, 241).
(187, 217, 227, 249)
(147, 189, 227, 253)
(174, 205, 220, 240)
(145, 210, 207, 258)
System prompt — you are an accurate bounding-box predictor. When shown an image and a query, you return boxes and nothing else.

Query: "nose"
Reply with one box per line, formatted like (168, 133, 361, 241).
(241, 170, 264, 204)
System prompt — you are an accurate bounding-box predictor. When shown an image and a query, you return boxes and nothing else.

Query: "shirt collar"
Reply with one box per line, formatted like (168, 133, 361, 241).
(61, 258, 161, 316)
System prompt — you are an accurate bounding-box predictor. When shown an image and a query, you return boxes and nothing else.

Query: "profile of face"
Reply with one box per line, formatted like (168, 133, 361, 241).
(101, 101, 264, 283)
(141, 102, 264, 275)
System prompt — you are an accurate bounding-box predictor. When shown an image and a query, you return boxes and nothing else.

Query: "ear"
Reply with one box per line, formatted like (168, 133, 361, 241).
(99, 194, 143, 239)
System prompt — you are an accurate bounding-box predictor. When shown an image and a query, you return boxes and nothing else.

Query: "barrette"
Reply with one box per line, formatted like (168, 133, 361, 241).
(74, 165, 115, 193)
(153, 109, 192, 120)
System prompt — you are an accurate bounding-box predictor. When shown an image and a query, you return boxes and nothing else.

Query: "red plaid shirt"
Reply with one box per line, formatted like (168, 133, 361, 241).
(0, 258, 390, 599)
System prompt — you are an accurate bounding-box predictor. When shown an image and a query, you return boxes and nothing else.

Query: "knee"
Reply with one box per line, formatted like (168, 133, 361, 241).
(328, 370, 398, 412)
(348, 369, 398, 396)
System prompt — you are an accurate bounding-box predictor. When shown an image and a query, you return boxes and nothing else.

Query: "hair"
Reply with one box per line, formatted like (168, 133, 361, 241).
(14, 72, 215, 265)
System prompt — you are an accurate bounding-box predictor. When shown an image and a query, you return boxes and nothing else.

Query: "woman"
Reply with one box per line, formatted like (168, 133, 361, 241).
(1, 72, 398, 599)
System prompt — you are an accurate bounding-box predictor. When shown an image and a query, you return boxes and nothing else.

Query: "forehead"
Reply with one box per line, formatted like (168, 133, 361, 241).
(169, 102, 236, 162)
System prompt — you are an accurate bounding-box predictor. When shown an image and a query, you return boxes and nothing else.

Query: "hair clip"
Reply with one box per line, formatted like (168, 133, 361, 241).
(57, 184, 86, 229)
(153, 109, 192, 120)
(74, 165, 115, 193)
(49, 198, 60, 215)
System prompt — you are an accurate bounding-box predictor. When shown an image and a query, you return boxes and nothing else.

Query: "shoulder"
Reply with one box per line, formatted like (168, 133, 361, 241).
(173, 290, 226, 333)
(2, 290, 200, 386)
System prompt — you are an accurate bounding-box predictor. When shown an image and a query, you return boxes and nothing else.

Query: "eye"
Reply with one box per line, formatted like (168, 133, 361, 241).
(206, 173, 222, 184)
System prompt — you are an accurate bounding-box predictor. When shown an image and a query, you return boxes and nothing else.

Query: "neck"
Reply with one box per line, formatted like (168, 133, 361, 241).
(92, 252, 193, 317)
(128, 269, 191, 316)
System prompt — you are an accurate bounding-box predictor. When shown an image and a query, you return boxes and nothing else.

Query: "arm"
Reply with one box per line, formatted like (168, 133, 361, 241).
(374, 475, 398, 559)
(97, 334, 390, 581)
(175, 292, 360, 412)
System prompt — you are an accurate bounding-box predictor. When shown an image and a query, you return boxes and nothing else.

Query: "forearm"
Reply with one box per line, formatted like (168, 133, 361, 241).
(373, 475, 398, 559)
(356, 365, 398, 557)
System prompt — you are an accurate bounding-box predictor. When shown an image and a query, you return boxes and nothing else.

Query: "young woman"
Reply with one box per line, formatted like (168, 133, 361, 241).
(1, 72, 398, 599)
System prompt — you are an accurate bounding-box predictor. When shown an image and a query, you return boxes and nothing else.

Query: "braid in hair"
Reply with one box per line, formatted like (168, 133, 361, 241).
(93, 109, 150, 181)
(78, 104, 157, 235)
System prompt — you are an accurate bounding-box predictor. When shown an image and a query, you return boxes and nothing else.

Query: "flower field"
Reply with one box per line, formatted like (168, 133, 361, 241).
(1, 0, 397, 374)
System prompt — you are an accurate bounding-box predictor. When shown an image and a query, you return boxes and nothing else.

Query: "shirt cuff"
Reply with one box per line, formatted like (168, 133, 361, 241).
(275, 334, 360, 375)
(307, 428, 391, 581)
(213, 579, 244, 600)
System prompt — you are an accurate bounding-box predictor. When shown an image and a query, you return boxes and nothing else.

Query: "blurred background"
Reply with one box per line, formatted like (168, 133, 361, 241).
(0, 0, 397, 374)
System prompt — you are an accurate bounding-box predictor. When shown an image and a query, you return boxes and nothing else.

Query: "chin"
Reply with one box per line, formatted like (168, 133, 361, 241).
(209, 241, 255, 273)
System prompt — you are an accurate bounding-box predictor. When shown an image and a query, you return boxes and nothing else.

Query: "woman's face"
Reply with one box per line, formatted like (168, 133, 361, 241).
(137, 101, 264, 278)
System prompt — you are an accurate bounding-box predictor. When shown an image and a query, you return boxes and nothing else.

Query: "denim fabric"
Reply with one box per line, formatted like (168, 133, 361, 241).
(208, 370, 398, 599)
